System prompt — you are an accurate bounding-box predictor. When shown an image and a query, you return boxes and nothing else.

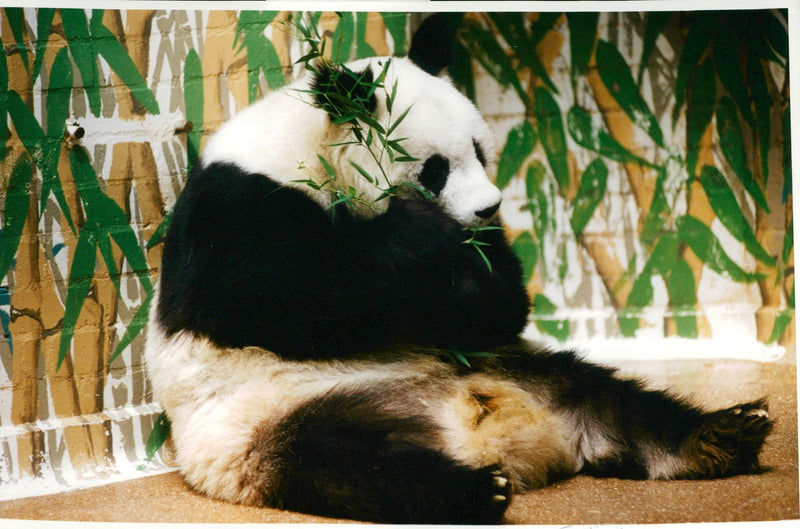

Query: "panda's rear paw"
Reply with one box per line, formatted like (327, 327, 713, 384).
(685, 399, 774, 478)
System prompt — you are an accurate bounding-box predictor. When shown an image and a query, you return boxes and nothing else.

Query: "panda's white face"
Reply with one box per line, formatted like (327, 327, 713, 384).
(201, 57, 502, 227)
(340, 57, 502, 227)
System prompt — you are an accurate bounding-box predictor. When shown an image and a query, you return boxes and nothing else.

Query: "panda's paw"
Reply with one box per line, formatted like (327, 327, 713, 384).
(685, 399, 774, 478)
(470, 464, 513, 524)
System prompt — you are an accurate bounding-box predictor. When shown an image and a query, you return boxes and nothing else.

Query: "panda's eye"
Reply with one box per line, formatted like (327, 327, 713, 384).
(418, 155, 449, 196)
(473, 139, 487, 167)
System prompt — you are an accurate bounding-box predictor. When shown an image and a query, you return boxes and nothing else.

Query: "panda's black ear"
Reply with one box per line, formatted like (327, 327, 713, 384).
(408, 13, 465, 76)
(310, 62, 377, 122)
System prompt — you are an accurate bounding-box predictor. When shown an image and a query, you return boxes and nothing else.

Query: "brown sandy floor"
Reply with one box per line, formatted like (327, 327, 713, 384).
(1, 358, 798, 524)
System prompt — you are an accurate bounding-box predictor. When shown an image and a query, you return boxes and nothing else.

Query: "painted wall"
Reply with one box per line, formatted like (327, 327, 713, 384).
(0, 8, 793, 496)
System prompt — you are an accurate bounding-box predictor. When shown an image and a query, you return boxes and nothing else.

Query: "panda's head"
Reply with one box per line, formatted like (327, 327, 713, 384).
(309, 55, 502, 227)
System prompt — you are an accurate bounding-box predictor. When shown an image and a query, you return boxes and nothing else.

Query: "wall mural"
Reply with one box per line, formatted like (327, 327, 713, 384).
(0, 8, 792, 495)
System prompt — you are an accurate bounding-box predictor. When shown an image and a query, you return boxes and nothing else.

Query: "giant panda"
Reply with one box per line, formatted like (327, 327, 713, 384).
(144, 17, 774, 524)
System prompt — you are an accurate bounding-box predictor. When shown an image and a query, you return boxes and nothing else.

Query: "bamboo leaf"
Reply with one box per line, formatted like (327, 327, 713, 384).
(46, 47, 72, 140)
(69, 147, 154, 295)
(783, 105, 792, 204)
(489, 12, 558, 94)
(637, 12, 671, 86)
(61, 9, 101, 116)
(712, 23, 755, 129)
(566, 105, 657, 168)
(698, 165, 775, 266)
(746, 53, 771, 187)
(764, 10, 789, 62)
(89, 14, 160, 114)
(97, 235, 121, 296)
(673, 13, 715, 128)
(715, 96, 769, 211)
(111, 291, 152, 363)
(332, 12, 355, 63)
(355, 12, 377, 59)
(512, 231, 538, 285)
(570, 158, 608, 236)
(666, 260, 698, 338)
(184, 49, 203, 171)
(496, 120, 537, 190)
(534, 88, 569, 195)
(686, 58, 715, 177)
(58, 228, 98, 371)
(596, 40, 663, 147)
(639, 168, 669, 246)
(32, 8, 56, 82)
(532, 293, 570, 342)
(6, 90, 74, 230)
(566, 12, 599, 87)
(143, 411, 171, 463)
(0, 29, 8, 161)
(0, 153, 34, 281)
(676, 215, 765, 283)
(4, 8, 29, 72)
(317, 154, 335, 177)
(768, 307, 794, 344)
(458, 19, 529, 111)
(147, 210, 172, 250)
(380, 12, 408, 54)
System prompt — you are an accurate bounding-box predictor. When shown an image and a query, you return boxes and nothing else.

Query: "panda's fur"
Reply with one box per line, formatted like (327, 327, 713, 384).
(145, 22, 773, 524)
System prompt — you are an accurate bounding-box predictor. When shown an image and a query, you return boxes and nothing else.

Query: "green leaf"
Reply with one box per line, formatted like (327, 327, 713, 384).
(768, 308, 794, 344)
(0, 29, 8, 161)
(712, 23, 755, 129)
(143, 412, 171, 463)
(46, 47, 72, 140)
(699, 165, 775, 266)
(0, 153, 34, 281)
(746, 53, 772, 187)
(459, 19, 529, 111)
(764, 11, 789, 62)
(534, 88, 569, 195)
(566, 12, 599, 87)
(570, 158, 608, 236)
(97, 235, 121, 296)
(596, 40, 663, 147)
(317, 154, 336, 177)
(332, 12, 355, 63)
(686, 58, 716, 177)
(184, 49, 203, 171)
(639, 168, 669, 247)
(676, 215, 765, 283)
(783, 105, 792, 204)
(58, 228, 98, 371)
(489, 12, 558, 94)
(349, 161, 374, 184)
(566, 105, 657, 169)
(673, 13, 716, 128)
(380, 12, 407, 54)
(512, 231, 538, 285)
(147, 210, 172, 250)
(715, 97, 769, 211)
(666, 260, 698, 338)
(637, 12, 671, 86)
(111, 291, 152, 363)
(4, 8, 29, 72)
(89, 14, 159, 114)
(496, 120, 537, 190)
(355, 12, 377, 59)
(62, 8, 101, 116)
(532, 294, 570, 342)
(32, 9, 56, 82)
(69, 147, 153, 294)
(6, 90, 74, 231)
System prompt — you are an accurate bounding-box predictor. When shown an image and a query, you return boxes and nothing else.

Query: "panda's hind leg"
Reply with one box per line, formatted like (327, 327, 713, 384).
(248, 388, 511, 524)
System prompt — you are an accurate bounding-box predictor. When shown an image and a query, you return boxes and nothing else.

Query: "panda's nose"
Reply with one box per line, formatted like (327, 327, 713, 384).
(475, 200, 501, 219)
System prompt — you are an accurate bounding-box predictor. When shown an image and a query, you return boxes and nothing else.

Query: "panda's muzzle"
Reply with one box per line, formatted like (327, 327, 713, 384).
(475, 200, 501, 220)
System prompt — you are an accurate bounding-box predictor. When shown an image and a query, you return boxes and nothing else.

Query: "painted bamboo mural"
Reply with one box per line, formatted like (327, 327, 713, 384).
(0, 8, 793, 495)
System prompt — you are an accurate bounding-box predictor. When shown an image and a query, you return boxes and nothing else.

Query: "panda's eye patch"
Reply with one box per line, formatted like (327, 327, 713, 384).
(418, 155, 449, 196)
(473, 139, 487, 167)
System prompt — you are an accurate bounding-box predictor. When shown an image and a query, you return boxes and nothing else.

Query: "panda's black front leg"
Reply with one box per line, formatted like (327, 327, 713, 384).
(480, 343, 773, 480)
